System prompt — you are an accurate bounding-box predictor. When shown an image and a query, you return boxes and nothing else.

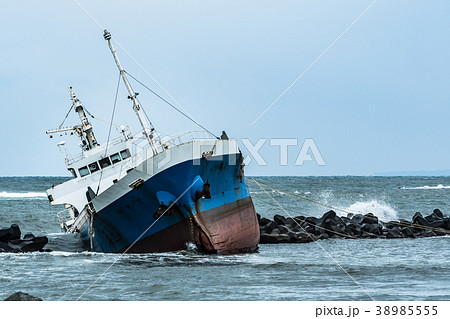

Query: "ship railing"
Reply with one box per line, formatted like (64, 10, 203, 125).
(158, 130, 216, 148)
(66, 131, 215, 165)
(56, 209, 72, 229)
(65, 153, 84, 165)
(65, 136, 126, 165)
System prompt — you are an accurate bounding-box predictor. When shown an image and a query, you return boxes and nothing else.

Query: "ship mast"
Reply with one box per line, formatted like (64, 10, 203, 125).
(46, 87, 99, 152)
(103, 30, 157, 155)
(69, 87, 98, 150)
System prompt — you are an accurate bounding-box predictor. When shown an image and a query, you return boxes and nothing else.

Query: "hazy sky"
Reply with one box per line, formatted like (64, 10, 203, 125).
(1, 0, 449, 176)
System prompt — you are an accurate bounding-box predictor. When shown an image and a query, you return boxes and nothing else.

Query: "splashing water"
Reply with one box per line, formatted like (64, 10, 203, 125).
(344, 200, 398, 221)
(0, 191, 47, 199)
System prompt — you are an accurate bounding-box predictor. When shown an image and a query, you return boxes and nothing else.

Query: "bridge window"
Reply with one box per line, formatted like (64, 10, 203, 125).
(68, 168, 77, 178)
(99, 157, 111, 168)
(89, 162, 100, 173)
(79, 166, 90, 177)
(110, 153, 122, 164)
(120, 149, 130, 160)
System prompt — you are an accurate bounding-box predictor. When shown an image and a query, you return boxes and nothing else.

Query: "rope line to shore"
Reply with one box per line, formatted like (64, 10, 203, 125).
(248, 179, 450, 235)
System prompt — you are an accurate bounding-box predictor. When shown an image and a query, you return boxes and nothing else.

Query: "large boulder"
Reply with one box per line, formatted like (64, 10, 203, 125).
(293, 216, 306, 223)
(316, 232, 329, 240)
(263, 221, 278, 234)
(0, 242, 19, 253)
(425, 209, 444, 221)
(385, 221, 399, 229)
(362, 213, 378, 225)
(422, 229, 436, 237)
(10, 224, 21, 240)
(428, 219, 445, 229)
(8, 236, 48, 252)
(442, 217, 450, 231)
(285, 217, 303, 229)
(294, 232, 316, 243)
(273, 214, 287, 225)
(260, 228, 291, 243)
(277, 225, 290, 234)
(0, 227, 12, 243)
(305, 216, 319, 226)
(386, 227, 404, 239)
(321, 210, 338, 223)
(259, 217, 271, 227)
(350, 214, 365, 225)
(303, 225, 315, 234)
(412, 212, 430, 226)
(0, 224, 21, 243)
(345, 223, 362, 237)
(361, 231, 378, 238)
(321, 218, 347, 237)
(361, 223, 382, 235)
(401, 227, 416, 238)
(0, 226, 49, 253)
(340, 216, 351, 224)
(424, 209, 445, 229)
(4, 292, 42, 301)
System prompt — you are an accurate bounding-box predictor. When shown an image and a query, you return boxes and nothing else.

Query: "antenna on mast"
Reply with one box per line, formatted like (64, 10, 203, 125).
(103, 29, 157, 155)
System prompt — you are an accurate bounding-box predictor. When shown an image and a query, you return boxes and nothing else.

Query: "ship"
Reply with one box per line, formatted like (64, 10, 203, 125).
(45, 30, 260, 254)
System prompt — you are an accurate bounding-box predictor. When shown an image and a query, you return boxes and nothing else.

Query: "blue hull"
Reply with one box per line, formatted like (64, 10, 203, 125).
(81, 153, 259, 253)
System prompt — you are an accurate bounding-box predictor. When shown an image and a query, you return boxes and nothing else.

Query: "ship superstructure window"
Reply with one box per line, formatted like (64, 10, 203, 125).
(79, 166, 90, 177)
(89, 162, 100, 173)
(110, 153, 122, 164)
(120, 149, 130, 160)
(68, 168, 77, 178)
(99, 157, 111, 168)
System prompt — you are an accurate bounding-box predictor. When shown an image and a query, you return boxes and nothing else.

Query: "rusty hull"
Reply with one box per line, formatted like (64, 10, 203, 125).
(193, 196, 260, 254)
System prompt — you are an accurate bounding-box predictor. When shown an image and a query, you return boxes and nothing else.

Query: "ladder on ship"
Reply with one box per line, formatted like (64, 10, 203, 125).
(67, 204, 93, 233)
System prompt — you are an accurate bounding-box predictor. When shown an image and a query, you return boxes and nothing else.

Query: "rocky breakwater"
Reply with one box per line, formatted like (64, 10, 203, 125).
(0, 224, 50, 253)
(258, 209, 450, 244)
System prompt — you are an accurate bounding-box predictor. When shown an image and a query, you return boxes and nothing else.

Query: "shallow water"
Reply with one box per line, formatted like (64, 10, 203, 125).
(1, 176, 449, 300)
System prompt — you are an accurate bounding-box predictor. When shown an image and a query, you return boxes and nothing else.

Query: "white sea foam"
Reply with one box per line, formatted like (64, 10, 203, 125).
(250, 190, 285, 195)
(344, 200, 398, 221)
(401, 184, 450, 190)
(0, 191, 47, 199)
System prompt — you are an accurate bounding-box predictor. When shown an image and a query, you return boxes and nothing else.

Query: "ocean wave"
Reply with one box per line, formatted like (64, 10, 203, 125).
(250, 190, 285, 195)
(342, 200, 398, 221)
(400, 184, 450, 190)
(0, 191, 47, 199)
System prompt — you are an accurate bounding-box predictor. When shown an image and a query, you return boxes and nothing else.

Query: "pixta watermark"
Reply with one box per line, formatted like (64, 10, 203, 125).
(130, 136, 325, 175)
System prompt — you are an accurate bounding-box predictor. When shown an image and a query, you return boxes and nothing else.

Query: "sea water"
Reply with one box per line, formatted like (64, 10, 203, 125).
(0, 176, 449, 301)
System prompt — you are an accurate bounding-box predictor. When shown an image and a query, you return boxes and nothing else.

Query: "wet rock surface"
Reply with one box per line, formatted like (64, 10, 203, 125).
(0, 224, 50, 253)
(4, 292, 42, 301)
(258, 208, 450, 244)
